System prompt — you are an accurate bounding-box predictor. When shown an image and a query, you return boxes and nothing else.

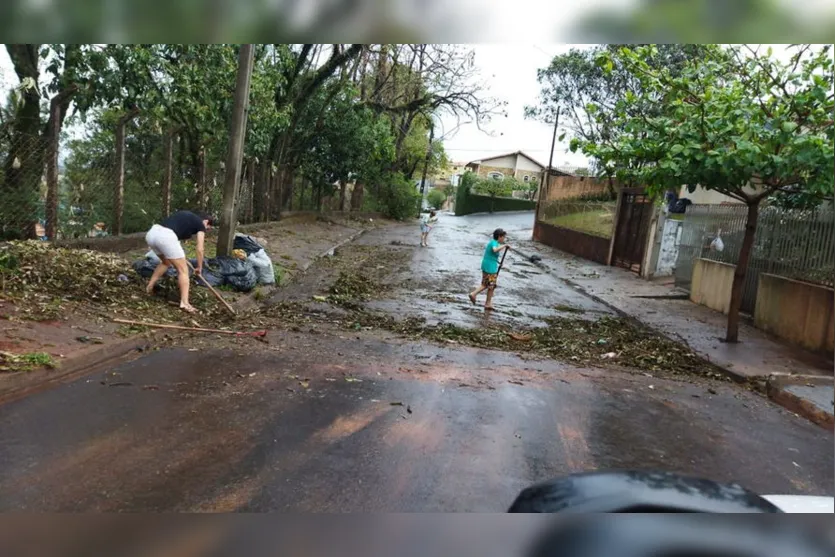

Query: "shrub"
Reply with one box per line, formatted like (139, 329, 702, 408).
(426, 189, 446, 209)
(376, 173, 421, 220)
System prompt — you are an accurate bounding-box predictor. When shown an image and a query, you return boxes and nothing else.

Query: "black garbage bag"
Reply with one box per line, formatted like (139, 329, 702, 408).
(206, 256, 257, 292)
(132, 258, 178, 279)
(671, 198, 692, 214)
(233, 234, 264, 255)
(194, 267, 223, 287)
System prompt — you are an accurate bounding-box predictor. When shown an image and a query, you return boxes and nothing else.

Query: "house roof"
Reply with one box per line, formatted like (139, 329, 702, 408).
(466, 151, 546, 169)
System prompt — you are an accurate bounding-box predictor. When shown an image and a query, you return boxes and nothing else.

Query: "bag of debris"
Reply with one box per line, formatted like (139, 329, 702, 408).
(709, 231, 724, 252)
(248, 248, 276, 285)
(671, 198, 692, 214)
(192, 262, 223, 288)
(132, 257, 177, 279)
(145, 250, 161, 265)
(209, 256, 257, 292)
(233, 233, 264, 255)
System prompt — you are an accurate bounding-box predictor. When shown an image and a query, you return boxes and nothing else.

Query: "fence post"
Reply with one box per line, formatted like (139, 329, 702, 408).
(114, 108, 139, 235)
(45, 100, 61, 240)
(162, 129, 174, 218)
(606, 187, 625, 266)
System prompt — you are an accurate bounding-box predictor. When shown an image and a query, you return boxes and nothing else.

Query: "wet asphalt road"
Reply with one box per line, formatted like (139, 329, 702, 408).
(0, 212, 832, 511)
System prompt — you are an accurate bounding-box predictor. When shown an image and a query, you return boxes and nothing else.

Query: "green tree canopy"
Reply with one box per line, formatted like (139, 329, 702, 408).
(569, 44, 834, 342)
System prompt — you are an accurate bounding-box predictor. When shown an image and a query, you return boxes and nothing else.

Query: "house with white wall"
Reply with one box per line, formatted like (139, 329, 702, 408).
(465, 151, 545, 184)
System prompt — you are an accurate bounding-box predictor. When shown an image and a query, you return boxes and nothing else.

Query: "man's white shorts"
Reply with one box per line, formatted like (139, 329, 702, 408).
(145, 224, 185, 261)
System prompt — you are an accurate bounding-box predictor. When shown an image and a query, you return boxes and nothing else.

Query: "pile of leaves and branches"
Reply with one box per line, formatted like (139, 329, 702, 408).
(256, 289, 723, 380)
(346, 312, 721, 379)
(0, 241, 231, 325)
(327, 271, 376, 309)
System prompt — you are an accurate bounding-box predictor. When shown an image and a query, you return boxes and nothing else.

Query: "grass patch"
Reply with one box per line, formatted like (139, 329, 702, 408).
(548, 211, 614, 238)
(253, 286, 266, 302)
(0, 351, 57, 372)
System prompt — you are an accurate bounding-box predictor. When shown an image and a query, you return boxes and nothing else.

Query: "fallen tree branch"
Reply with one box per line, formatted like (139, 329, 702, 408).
(113, 318, 266, 337)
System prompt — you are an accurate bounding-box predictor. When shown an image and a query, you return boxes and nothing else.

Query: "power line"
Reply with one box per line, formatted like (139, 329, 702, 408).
(443, 147, 560, 152)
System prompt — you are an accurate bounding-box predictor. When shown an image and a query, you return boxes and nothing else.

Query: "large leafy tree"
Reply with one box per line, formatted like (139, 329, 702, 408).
(1, 44, 118, 239)
(526, 44, 712, 194)
(571, 44, 834, 342)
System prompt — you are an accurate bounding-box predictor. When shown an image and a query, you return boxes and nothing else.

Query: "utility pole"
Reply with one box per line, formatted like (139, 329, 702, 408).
(217, 44, 255, 257)
(537, 107, 560, 222)
(418, 121, 435, 216)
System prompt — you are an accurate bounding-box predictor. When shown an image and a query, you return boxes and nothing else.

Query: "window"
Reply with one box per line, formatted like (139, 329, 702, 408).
(488, 172, 503, 180)
(523, 175, 530, 182)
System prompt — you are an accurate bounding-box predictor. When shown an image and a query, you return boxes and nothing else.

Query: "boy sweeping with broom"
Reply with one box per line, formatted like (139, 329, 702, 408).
(469, 228, 511, 310)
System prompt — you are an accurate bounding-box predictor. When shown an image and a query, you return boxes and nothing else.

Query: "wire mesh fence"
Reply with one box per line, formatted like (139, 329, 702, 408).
(675, 204, 834, 314)
(0, 116, 325, 242)
(538, 199, 618, 239)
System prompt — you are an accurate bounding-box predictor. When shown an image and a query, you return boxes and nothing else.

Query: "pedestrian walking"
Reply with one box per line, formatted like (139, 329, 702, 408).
(144, 210, 214, 314)
(469, 228, 511, 310)
(420, 210, 438, 247)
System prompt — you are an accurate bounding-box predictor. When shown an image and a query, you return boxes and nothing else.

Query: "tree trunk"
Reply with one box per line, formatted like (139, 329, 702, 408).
(162, 130, 174, 217)
(275, 166, 287, 220)
(351, 181, 364, 211)
(45, 101, 60, 240)
(339, 180, 347, 211)
(280, 168, 294, 211)
(217, 43, 254, 257)
(316, 182, 323, 212)
(1, 45, 42, 240)
(197, 147, 207, 211)
(252, 160, 268, 222)
(114, 116, 128, 235)
(725, 201, 760, 343)
(246, 160, 255, 223)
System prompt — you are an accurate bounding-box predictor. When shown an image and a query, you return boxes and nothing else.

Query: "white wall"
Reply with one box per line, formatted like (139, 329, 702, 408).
(679, 184, 761, 205)
(479, 154, 516, 169)
(515, 155, 544, 172)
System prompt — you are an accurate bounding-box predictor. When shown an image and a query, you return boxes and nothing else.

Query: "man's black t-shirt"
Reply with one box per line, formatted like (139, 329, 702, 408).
(160, 211, 206, 240)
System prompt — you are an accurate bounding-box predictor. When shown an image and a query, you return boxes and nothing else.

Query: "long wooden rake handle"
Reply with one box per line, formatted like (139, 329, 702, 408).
(114, 318, 264, 336)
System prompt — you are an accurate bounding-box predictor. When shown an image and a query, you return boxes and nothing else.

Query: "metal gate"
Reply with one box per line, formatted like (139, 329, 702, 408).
(673, 207, 712, 292)
(611, 188, 654, 273)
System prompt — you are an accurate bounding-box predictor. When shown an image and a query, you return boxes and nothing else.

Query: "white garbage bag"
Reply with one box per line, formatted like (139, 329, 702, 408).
(248, 249, 276, 285)
(145, 250, 161, 265)
(710, 230, 724, 252)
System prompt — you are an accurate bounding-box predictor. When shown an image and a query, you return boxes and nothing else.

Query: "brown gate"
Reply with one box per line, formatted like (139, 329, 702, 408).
(611, 188, 654, 273)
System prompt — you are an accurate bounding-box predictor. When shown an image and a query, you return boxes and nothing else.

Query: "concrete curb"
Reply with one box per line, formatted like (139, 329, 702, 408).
(0, 334, 153, 406)
(766, 374, 834, 431)
(301, 229, 367, 272)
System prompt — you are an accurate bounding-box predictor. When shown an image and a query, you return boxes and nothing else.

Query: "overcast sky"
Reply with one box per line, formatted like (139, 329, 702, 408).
(0, 41, 805, 171)
(438, 44, 591, 169)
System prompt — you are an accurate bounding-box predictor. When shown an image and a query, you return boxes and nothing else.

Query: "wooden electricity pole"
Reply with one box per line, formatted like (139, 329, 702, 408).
(536, 107, 560, 223)
(217, 44, 255, 257)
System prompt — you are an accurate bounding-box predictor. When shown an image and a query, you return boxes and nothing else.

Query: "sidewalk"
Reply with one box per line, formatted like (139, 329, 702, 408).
(521, 240, 833, 427)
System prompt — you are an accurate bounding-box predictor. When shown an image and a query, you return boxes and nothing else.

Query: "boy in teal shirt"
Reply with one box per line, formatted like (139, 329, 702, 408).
(469, 228, 511, 310)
